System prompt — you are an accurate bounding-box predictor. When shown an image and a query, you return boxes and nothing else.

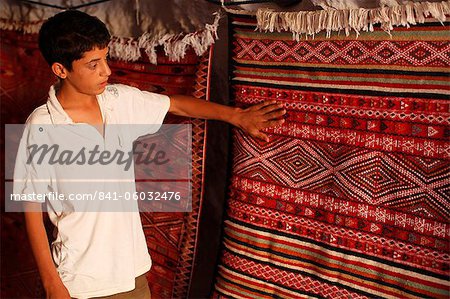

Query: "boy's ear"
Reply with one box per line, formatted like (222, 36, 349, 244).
(51, 62, 68, 79)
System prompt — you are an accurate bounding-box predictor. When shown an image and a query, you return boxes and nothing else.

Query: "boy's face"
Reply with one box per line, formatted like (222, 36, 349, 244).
(59, 47, 111, 95)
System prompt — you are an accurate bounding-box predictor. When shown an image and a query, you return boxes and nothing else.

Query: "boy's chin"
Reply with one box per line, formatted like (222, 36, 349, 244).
(96, 85, 107, 94)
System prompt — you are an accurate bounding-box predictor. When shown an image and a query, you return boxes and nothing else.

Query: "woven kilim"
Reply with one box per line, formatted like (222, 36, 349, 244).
(118, 49, 212, 299)
(1, 30, 210, 299)
(213, 14, 450, 299)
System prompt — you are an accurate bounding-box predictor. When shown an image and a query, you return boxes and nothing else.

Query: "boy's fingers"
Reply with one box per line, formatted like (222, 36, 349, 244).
(263, 119, 285, 128)
(253, 132, 269, 142)
(264, 109, 286, 120)
(262, 100, 278, 107)
(251, 100, 276, 110)
(260, 103, 284, 114)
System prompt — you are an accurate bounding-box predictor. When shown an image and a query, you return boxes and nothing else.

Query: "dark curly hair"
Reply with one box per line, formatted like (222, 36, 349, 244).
(38, 10, 111, 71)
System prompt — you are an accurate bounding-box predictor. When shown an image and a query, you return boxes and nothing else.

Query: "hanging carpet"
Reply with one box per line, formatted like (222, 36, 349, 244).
(213, 12, 450, 299)
(0, 30, 211, 299)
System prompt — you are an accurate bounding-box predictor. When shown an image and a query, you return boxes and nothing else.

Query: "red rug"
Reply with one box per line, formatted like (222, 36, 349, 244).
(0, 30, 210, 299)
(214, 14, 450, 299)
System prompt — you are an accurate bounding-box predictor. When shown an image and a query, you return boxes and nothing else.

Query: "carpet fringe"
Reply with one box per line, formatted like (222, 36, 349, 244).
(254, 0, 450, 39)
(0, 12, 220, 64)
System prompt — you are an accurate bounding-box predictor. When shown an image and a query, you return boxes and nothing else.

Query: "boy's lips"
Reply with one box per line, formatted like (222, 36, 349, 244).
(100, 81, 108, 87)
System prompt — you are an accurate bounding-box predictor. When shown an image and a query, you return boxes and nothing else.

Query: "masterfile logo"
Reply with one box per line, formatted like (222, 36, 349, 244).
(5, 124, 192, 213)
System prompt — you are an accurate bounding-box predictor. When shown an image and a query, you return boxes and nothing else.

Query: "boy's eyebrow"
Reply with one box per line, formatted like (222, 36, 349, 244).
(84, 51, 109, 64)
(86, 58, 101, 63)
(85, 56, 107, 64)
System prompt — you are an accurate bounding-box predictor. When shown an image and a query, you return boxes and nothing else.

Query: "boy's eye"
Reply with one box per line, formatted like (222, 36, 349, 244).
(87, 62, 98, 69)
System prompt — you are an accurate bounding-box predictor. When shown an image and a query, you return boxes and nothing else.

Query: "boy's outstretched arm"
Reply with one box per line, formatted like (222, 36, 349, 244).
(24, 203, 70, 299)
(169, 95, 286, 142)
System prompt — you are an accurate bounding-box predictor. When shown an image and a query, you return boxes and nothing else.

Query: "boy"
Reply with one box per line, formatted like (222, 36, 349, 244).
(14, 10, 285, 299)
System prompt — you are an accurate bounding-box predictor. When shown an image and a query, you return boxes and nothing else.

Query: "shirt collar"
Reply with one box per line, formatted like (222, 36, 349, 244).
(46, 84, 114, 125)
(47, 84, 76, 125)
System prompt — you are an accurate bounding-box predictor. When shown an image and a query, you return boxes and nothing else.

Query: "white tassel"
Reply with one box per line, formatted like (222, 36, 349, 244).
(138, 33, 160, 64)
(0, 19, 42, 34)
(135, 0, 140, 26)
(109, 38, 141, 62)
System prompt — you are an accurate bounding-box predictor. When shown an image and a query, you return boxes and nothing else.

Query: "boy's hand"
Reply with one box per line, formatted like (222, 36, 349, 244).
(231, 101, 286, 142)
(168, 95, 286, 141)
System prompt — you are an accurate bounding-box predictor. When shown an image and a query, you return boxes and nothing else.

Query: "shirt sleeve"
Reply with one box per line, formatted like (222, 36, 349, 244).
(109, 84, 171, 141)
(132, 89, 170, 127)
(113, 84, 170, 125)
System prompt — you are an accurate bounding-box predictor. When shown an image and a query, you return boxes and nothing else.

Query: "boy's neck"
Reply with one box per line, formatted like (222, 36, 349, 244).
(56, 81, 98, 109)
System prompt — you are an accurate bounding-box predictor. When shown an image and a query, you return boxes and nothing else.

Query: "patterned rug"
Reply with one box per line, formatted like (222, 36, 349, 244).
(213, 13, 450, 299)
(0, 30, 210, 299)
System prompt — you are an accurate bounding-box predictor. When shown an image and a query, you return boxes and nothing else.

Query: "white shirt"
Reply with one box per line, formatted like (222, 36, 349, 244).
(13, 84, 170, 298)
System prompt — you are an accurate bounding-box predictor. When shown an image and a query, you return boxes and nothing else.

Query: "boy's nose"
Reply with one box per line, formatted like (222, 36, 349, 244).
(101, 60, 111, 77)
